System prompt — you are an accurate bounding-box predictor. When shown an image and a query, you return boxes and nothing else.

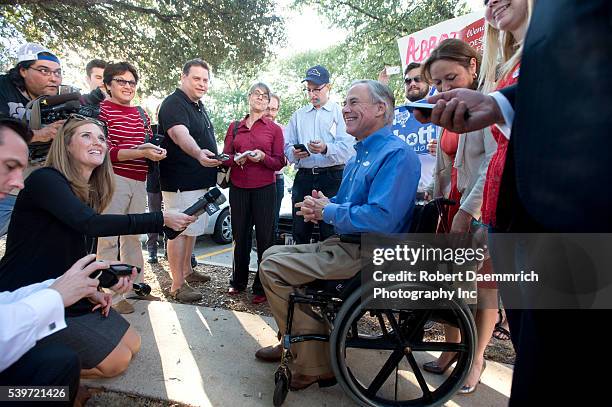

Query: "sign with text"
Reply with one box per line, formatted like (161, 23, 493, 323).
(397, 11, 485, 72)
(393, 104, 439, 192)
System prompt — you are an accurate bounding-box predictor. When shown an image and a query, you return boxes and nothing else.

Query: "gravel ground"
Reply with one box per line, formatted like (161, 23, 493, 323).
(0, 238, 515, 406)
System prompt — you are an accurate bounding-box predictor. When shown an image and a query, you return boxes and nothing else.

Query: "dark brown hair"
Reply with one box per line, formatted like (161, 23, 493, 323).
(421, 39, 481, 90)
(102, 62, 139, 97)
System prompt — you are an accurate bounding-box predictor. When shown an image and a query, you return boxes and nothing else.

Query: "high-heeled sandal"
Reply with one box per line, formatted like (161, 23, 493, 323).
(458, 360, 486, 395)
(422, 353, 459, 375)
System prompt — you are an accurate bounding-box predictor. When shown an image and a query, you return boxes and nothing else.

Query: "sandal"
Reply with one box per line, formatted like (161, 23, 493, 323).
(492, 306, 510, 341)
(493, 324, 511, 341)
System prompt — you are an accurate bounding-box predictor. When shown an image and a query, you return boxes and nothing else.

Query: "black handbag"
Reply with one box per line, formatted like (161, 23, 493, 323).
(217, 120, 239, 188)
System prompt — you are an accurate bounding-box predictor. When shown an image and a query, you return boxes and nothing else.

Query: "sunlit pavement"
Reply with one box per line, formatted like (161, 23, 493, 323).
(83, 300, 512, 406)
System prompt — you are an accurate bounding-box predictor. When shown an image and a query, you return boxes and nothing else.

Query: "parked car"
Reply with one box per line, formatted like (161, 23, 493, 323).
(203, 187, 232, 244)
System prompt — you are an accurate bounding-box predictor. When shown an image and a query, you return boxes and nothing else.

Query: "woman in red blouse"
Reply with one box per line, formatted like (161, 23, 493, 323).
(478, 0, 533, 356)
(223, 83, 285, 303)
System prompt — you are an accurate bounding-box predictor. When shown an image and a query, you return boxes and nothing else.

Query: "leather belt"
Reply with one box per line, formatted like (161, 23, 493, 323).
(298, 165, 345, 175)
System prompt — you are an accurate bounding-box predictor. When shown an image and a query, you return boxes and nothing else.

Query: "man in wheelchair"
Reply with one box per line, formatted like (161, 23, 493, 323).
(256, 80, 421, 390)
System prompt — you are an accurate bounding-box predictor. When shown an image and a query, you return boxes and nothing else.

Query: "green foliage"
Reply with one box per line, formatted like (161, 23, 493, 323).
(0, 0, 285, 94)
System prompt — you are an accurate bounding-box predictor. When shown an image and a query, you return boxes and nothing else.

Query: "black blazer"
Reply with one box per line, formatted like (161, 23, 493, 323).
(498, 0, 612, 232)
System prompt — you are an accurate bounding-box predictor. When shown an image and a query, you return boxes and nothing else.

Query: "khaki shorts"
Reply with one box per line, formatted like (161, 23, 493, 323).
(162, 189, 209, 236)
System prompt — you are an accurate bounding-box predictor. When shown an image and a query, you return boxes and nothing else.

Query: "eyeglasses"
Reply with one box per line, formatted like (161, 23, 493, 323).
(251, 90, 270, 101)
(66, 113, 108, 138)
(404, 76, 422, 85)
(111, 78, 137, 88)
(303, 85, 326, 94)
(28, 66, 62, 78)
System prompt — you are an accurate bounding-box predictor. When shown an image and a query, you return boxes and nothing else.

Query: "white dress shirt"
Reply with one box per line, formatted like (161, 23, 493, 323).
(490, 91, 515, 139)
(283, 101, 355, 168)
(0, 280, 66, 372)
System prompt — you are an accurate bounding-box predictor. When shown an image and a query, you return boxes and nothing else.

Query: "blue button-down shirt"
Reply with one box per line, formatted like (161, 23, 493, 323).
(323, 126, 421, 234)
(284, 101, 355, 168)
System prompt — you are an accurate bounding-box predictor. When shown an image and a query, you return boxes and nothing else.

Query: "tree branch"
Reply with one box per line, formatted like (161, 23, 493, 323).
(0, 0, 180, 22)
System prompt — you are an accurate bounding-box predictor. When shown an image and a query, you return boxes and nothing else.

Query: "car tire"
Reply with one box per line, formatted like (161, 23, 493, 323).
(212, 208, 232, 244)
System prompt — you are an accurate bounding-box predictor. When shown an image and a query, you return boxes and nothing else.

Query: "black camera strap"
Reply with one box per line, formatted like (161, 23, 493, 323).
(136, 106, 153, 143)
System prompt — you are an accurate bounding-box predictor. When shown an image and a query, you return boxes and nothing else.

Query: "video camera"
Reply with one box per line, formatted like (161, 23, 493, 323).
(163, 187, 227, 239)
(27, 88, 105, 163)
(89, 263, 151, 297)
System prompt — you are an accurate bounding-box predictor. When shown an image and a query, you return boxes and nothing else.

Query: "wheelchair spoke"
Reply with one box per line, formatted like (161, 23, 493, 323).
(384, 311, 409, 346)
(410, 342, 468, 353)
(345, 336, 399, 351)
(405, 352, 433, 401)
(376, 312, 389, 336)
(406, 309, 433, 342)
(365, 349, 404, 397)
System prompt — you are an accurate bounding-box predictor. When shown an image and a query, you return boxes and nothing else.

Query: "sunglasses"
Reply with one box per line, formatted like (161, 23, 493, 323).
(404, 76, 422, 85)
(66, 114, 108, 136)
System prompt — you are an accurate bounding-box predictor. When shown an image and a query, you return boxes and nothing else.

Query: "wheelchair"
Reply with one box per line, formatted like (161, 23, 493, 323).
(273, 198, 477, 406)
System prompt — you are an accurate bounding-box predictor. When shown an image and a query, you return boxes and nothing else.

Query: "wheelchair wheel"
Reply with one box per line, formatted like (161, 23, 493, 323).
(273, 366, 291, 406)
(330, 282, 476, 406)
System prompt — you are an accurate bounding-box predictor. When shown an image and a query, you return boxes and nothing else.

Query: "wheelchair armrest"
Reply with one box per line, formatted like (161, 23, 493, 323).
(339, 234, 361, 244)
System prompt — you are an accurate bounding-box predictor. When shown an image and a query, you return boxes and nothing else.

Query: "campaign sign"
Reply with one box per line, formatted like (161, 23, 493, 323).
(393, 105, 438, 191)
(397, 11, 485, 73)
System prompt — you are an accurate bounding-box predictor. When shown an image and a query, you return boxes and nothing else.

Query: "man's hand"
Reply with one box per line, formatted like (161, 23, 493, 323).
(31, 120, 66, 143)
(247, 149, 266, 163)
(450, 209, 473, 233)
(377, 68, 390, 85)
(88, 291, 113, 317)
(198, 149, 222, 167)
(296, 190, 330, 223)
(413, 89, 504, 133)
(49, 254, 106, 307)
(292, 147, 310, 160)
(308, 140, 327, 154)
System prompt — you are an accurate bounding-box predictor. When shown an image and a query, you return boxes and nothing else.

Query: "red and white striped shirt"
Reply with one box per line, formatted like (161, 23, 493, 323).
(99, 99, 151, 181)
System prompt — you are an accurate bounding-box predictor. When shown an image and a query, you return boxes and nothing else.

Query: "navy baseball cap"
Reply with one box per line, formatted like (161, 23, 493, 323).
(302, 65, 330, 85)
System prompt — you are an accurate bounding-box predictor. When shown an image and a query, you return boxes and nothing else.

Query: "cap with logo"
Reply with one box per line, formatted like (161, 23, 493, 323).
(16, 42, 60, 65)
(302, 65, 330, 86)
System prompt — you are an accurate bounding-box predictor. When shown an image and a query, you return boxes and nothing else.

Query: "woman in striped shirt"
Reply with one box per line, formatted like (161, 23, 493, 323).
(96, 62, 167, 314)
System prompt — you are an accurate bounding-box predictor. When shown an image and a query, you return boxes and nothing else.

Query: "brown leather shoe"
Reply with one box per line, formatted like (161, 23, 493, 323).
(171, 283, 202, 302)
(112, 299, 134, 314)
(255, 344, 282, 362)
(185, 271, 211, 283)
(289, 372, 337, 391)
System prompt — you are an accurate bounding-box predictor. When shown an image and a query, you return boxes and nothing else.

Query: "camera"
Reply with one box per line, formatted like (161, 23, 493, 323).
(89, 263, 151, 297)
(163, 187, 227, 239)
(27, 90, 104, 163)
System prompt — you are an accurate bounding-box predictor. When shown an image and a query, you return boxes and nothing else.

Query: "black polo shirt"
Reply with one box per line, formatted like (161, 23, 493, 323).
(158, 88, 218, 192)
(0, 74, 29, 119)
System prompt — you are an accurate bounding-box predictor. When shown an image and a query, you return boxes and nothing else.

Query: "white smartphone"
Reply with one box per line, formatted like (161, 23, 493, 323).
(385, 66, 401, 75)
(234, 150, 253, 161)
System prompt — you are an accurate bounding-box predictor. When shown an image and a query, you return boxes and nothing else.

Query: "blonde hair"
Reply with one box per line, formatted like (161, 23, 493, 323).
(45, 118, 114, 213)
(479, 0, 534, 93)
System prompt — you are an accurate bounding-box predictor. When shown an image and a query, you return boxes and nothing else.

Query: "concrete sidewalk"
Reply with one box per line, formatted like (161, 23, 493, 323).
(84, 301, 512, 406)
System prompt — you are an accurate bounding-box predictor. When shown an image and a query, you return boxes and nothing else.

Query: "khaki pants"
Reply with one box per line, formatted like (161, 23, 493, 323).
(97, 174, 146, 301)
(259, 237, 361, 376)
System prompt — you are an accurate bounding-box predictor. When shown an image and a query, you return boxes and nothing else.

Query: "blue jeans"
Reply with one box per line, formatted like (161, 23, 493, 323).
(0, 194, 16, 237)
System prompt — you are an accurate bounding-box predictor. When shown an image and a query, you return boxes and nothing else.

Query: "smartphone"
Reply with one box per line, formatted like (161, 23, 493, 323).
(385, 66, 401, 75)
(213, 153, 230, 161)
(293, 143, 310, 156)
(405, 102, 435, 119)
